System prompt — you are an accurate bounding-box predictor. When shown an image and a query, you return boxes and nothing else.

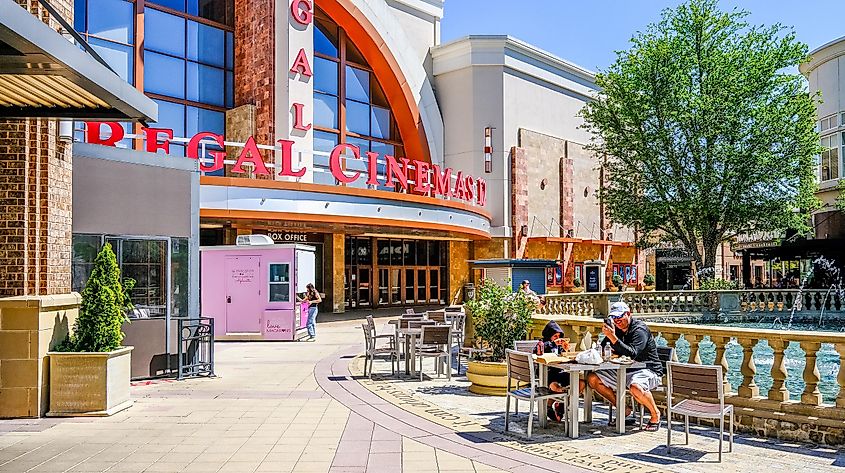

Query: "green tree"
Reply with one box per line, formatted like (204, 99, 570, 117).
(581, 0, 820, 274)
(72, 244, 132, 352)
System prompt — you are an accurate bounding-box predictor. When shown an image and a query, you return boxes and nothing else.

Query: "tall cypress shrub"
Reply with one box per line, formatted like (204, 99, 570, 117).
(72, 243, 131, 352)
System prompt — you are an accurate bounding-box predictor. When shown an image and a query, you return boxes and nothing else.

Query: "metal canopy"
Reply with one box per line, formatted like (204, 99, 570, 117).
(469, 258, 558, 268)
(0, 0, 156, 121)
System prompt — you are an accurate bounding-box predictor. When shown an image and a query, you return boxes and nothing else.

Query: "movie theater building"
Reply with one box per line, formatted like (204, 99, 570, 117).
(73, 0, 641, 315)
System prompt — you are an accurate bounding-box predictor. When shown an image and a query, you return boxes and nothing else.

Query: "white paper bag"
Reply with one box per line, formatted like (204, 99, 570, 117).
(575, 348, 603, 365)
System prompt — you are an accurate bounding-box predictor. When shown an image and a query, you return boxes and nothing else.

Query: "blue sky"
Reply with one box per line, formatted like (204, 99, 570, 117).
(440, 0, 845, 74)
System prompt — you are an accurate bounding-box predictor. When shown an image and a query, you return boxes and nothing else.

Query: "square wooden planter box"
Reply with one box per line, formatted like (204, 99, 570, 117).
(47, 347, 134, 417)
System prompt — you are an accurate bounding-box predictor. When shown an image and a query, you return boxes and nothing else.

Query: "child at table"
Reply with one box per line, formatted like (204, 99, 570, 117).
(540, 321, 570, 422)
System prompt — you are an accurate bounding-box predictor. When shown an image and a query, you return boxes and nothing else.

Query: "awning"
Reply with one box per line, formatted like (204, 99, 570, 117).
(0, 0, 156, 121)
(469, 259, 558, 268)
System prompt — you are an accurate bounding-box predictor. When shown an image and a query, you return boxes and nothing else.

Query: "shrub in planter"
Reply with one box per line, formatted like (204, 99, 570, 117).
(463, 279, 535, 395)
(643, 273, 656, 286)
(573, 277, 582, 288)
(49, 244, 136, 416)
(611, 274, 624, 289)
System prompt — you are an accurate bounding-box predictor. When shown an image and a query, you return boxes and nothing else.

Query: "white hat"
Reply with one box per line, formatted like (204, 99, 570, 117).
(609, 301, 631, 317)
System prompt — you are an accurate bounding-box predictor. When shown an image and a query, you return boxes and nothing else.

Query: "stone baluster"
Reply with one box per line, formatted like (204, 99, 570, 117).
(736, 337, 759, 398)
(836, 343, 845, 409)
(767, 339, 790, 402)
(799, 341, 822, 406)
(662, 332, 680, 361)
(686, 334, 703, 364)
(711, 336, 732, 393)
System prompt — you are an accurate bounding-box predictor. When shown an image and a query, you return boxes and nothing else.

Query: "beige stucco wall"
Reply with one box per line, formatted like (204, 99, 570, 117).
(0, 294, 80, 418)
(519, 129, 563, 237)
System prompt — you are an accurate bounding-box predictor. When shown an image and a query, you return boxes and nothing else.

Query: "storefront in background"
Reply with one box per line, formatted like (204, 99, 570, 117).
(73, 0, 648, 313)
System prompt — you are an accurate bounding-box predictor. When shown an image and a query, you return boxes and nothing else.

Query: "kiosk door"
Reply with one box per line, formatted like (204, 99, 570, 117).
(225, 256, 262, 333)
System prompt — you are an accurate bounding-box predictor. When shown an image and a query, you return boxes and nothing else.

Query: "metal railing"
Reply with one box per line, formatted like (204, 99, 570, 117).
(177, 317, 215, 380)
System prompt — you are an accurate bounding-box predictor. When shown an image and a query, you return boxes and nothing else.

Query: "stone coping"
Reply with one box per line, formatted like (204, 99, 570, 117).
(0, 292, 81, 310)
(46, 346, 134, 357)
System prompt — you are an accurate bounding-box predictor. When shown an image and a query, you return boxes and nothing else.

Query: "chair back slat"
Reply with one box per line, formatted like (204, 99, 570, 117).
(365, 315, 376, 332)
(427, 310, 447, 323)
(513, 340, 538, 353)
(410, 319, 437, 330)
(405, 308, 415, 315)
(420, 325, 450, 345)
(361, 324, 373, 350)
(506, 349, 534, 383)
(445, 312, 466, 331)
(668, 362, 722, 399)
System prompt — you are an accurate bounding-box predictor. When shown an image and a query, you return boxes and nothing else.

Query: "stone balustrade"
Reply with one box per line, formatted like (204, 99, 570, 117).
(540, 289, 845, 322)
(529, 314, 845, 444)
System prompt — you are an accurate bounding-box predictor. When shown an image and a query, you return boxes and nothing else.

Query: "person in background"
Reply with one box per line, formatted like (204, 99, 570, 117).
(297, 283, 322, 341)
(519, 280, 545, 307)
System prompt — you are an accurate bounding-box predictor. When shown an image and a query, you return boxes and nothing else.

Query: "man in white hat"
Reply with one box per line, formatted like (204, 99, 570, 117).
(586, 301, 663, 432)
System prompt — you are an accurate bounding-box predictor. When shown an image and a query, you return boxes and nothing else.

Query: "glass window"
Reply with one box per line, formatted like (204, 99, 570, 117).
(314, 17, 338, 57)
(371, 106, 390, 139)
(88, 0, 133, 44)
(88, 38, 133, 84)
(313, 131, 337, 185)
(187, 21, 225, 67)
(145, 52, 186, 98)
(313, 57, 338, 95)
(821, 134, 840, 181)
(225, 70, 234, 108)
(187, 106, 224, 136)
(145, 9, 186, 56)
(269, 263, 291, 302)
(72, 234, 101, 292)
(189, 0, 233, 26)
(346, 100, 369, 135)
(187, 62, 225, 106)
(151, 99, 185, 137)
(345, 66, 369, 102)
(314, 92, 338, 129)
(149, 0, 185, 12)
(225, 31, 234, 69)
(377, 240, 390, 266)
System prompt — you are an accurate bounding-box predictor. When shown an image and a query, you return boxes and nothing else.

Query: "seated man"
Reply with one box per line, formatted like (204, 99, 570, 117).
(585, 301, 663, 432)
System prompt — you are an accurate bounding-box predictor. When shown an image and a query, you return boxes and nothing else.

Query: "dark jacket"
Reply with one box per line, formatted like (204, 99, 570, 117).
(600, 318, 663, 375)
(540, 320, 564, 353)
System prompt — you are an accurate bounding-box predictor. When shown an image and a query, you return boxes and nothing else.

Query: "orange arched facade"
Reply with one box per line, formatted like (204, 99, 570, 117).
(317, 0, 432, 164)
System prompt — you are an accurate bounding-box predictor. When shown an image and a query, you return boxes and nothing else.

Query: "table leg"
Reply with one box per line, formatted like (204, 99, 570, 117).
(410, 334, 417, 376)
(404, 334, 410, 375)
(616, 367, 627, 434)
(539, 364, 548, 429)
(568, 371, 580, 438)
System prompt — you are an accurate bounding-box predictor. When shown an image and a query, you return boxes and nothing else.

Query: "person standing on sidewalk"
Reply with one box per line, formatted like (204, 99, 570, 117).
(299, 283, 322, 341)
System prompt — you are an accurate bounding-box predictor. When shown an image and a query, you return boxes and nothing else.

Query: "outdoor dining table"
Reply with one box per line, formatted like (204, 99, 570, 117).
(536, 356, 647, 438)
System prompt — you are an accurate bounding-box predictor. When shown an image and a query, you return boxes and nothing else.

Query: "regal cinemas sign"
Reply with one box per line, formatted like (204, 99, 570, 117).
(82, 0, 486, 207)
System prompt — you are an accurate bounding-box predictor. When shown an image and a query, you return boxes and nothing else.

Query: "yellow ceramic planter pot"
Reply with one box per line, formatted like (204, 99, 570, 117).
(466, 360, 525, 396)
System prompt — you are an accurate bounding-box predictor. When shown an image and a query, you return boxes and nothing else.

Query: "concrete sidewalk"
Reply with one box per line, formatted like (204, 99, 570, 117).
(0, 319, 512, 473)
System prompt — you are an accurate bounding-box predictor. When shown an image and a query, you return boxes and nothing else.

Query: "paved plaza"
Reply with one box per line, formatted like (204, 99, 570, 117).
(0, 317, 843, 472)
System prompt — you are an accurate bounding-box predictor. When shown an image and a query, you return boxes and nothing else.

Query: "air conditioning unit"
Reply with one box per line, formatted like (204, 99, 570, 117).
(236, 234, 274, 246)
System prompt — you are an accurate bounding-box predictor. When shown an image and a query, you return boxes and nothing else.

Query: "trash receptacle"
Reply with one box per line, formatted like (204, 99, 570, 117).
(463, 283, 475, 302)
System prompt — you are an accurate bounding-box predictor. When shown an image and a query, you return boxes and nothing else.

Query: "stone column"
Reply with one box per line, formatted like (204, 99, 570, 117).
(768, 339, 790, 402)
(330, 233, 344, 313)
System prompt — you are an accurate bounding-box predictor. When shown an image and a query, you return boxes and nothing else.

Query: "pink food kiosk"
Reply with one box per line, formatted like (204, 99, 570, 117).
(200, 236, 316, 341)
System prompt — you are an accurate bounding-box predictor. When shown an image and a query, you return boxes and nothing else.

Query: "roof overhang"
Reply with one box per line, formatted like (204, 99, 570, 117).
(469, 259, 558, 268)
(0, 0, 156, 121)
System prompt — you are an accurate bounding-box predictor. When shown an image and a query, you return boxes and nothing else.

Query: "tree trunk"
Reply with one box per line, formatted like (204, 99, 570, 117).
(702, 240, 719, 280)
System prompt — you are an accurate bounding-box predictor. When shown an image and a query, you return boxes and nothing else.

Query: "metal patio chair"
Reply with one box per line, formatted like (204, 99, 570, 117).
(361, 324, 398, 378)
(666, 362, 734, 462)
(426, 310, 447, 323)
(417, 325, 452, 381)
(513, 340, 540, 353)
(504, 349, 569, 438)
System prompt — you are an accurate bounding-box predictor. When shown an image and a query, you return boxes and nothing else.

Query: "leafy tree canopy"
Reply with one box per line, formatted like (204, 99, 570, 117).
(581, 0, 820, 272)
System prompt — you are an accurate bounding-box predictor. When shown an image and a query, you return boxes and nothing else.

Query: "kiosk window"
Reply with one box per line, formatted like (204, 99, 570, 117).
(269, 263, 291, 302)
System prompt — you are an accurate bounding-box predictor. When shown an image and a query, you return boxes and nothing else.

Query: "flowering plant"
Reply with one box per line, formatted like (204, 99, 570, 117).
(464, 279, 536, 362)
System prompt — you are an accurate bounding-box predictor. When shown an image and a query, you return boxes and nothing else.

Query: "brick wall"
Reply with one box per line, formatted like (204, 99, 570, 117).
(234, 0, 275, 180)
(560, 148, 574, 233)
(0, 119, 72, 297)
